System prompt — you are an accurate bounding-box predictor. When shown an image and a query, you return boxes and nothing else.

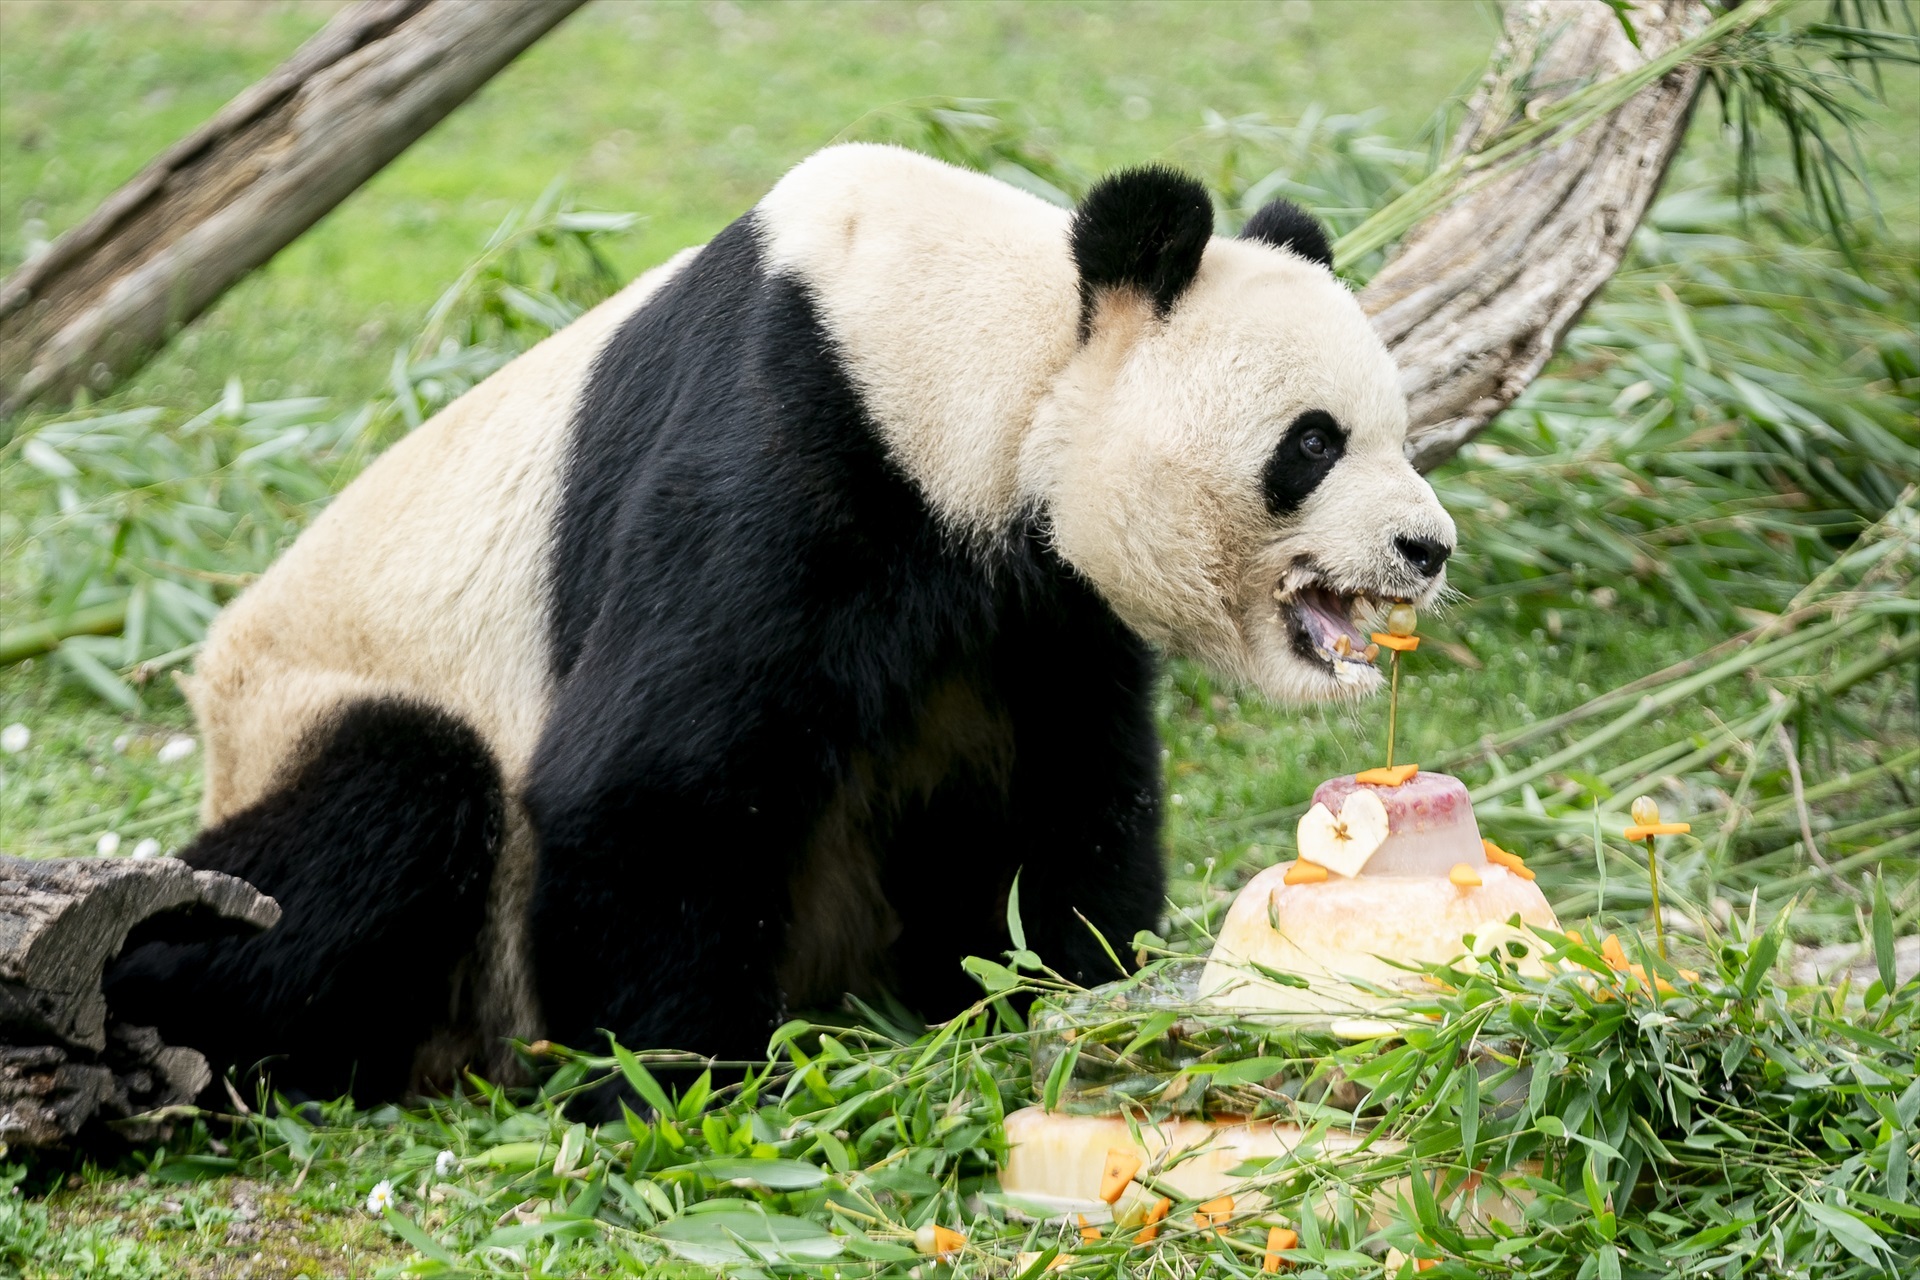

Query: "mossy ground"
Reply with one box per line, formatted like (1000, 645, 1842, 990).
(8, 1166, 412, 1279)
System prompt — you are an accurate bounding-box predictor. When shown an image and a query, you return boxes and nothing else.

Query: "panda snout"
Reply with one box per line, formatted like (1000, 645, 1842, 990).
(1392, 534, 1451, 580)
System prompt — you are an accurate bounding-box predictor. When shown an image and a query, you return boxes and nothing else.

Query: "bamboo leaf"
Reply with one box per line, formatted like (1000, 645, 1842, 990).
(610, 1041, 677, 1117)
(1872, 873, 1897, 996)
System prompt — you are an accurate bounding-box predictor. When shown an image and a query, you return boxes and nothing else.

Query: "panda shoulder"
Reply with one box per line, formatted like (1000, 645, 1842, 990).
(755, 143, 1067, 280)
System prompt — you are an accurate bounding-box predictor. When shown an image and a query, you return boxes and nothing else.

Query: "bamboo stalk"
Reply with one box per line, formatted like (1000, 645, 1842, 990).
(1428, 611, 1861, 773)
(1467, 614, 1890, 805)
(1744, 746, 1920, 819)
(1335, 1, 1778, 266)
(0, 600, 129, 665)
(1600, 634, 1918, 816)
(1644, 834, 1669, 960)
(1222, 611, 1912, 842)
(1386, 649, 1403, 769)
(1763, 830, 1920, 898)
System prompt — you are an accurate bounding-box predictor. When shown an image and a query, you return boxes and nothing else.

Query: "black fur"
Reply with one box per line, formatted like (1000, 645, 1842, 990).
(1069, 166, 1214, 338)
(103, 700, 502, 1103)
(532, 214, 1165, 1091)
(1262, 409, 1348, 517)
(1240, 198, 1333, 269)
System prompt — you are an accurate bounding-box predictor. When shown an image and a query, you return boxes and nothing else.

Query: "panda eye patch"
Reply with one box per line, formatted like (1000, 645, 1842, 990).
(1263, 410, 1347, 517)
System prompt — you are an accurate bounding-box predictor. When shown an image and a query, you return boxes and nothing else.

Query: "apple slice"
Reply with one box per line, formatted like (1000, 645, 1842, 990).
(1295, 789, 1390, 878)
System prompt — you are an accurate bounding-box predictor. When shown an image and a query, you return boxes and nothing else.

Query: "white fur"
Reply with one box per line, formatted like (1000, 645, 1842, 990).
(184, 249, 699, 1067)
(756, 144, 1081, 536)
(760, 145, 1453, 704)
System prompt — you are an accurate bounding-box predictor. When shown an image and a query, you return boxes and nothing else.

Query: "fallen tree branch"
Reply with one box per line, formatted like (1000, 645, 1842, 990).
(1361, 0, 1714, 472)
(0, 0, 588, 421)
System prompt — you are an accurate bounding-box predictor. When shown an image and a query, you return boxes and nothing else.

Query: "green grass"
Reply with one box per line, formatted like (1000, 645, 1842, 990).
(1, 1, 1917, 1275)
(1, 0, 1500, 411)
(3, 1166, 409, 1279)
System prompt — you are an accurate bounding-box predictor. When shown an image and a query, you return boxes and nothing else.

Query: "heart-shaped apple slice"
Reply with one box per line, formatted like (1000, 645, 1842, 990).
(1295, 789, 1390, 878)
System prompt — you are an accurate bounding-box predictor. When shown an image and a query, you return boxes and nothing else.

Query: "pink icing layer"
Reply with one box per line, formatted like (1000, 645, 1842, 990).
(1307, 771, 1486, 876)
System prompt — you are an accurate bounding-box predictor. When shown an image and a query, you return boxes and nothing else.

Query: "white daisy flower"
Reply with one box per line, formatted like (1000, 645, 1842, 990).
(434, 1150, 458, 1178)
(0, 724, 28, 754)
(131, 838, 161, 860)
(157, 735, 197, 765)
(365, 1180, 394, 1214)
(96, 832, 121, 857)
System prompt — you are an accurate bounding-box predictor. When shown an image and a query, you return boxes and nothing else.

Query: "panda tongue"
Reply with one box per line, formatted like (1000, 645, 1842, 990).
(1298, 587, 1368, 653)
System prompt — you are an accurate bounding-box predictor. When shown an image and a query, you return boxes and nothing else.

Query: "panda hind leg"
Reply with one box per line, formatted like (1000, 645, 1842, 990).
(104, 698, 504, 1105)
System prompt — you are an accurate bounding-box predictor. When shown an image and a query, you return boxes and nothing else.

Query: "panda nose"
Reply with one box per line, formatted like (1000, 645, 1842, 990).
(1394, 534, 1451, 578)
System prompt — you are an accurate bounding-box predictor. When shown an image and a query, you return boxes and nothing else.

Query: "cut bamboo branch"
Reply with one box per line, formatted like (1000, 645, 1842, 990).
(0, 0, 588, 420)
(0, 601, 128, 666)
(1361, 0, 1714, 472)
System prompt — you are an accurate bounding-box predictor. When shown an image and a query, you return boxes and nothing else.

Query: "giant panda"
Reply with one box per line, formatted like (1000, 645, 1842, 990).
(104, 144, 1455, 1109)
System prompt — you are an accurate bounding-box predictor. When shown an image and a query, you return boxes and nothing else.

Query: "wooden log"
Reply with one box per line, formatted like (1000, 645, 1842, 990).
(1, 1027, 214, 1151)
(1363, 0, 1711, 473)
(0, 855, 278, 1052)
(0, 856, 278, 1151)
(0, 0, 589, 420)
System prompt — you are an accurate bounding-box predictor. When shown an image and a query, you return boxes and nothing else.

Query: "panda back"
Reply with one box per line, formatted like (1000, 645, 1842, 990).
(188, 250, 700, 817)
(755, 145, 1083, 534)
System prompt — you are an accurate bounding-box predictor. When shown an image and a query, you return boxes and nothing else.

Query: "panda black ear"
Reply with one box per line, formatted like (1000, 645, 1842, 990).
(1069, 166, 1214, 338)
(1240, 199, 1333, 269)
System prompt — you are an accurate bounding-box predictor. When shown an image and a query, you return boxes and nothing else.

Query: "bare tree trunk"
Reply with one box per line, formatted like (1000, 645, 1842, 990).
(0, 0, 588, 420)
(1364, 0, 1711, 473)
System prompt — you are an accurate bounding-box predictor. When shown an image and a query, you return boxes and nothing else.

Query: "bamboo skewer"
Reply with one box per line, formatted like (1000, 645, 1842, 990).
(1626, 796, 1689, 962)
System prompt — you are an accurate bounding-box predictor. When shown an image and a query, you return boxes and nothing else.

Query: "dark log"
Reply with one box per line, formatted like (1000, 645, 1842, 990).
(0, 0, 589, 420)
(1363, 0, 1711, 472)
(0, 855, 277, 1151)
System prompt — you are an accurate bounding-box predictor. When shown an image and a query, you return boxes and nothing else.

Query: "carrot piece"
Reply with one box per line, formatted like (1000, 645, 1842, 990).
(928, 1225, 966, 1256)
(1282, 859, 1329, 885)
(1194, 1195, 1234, 1231)
(1448, 863, 1482, 888)
(1481, 839, 1536, 880)
(1369, 632, 1420, 652)
(1016, 1252, 1072, 1272)
(1263, 1226, 1299, 1272)
(1098, 1149, 1141, 1204)
(1600, 934, 1630, 971)
(1355, 763, 1419, 786)
(1135, 1197, 1171, 1244)
(1077, 1214, 1101, 1243)
(1622, 961, 1697, 995)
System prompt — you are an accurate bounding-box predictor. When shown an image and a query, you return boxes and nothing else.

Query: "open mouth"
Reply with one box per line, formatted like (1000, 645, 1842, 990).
(1273, 567, 1400, 682)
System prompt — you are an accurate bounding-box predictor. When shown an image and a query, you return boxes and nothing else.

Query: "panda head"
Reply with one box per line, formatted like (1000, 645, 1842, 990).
(1024, 167, 1455, 703)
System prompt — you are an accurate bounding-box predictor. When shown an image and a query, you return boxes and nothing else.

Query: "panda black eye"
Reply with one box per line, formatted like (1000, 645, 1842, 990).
(1262, 410, 1348, 517)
